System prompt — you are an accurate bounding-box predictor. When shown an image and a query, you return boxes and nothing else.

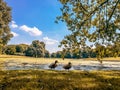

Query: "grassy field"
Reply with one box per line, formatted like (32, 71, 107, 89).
(0, 55, 120, 64)
(0, 70, 120, 90)
(0, 55, 120, 70)
(0, 55, 120, 90)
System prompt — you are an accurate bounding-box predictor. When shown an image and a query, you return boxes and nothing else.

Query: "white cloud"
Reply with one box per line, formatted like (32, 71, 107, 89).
(11, 31, 19, 37)
(19, 25, 42, 36)
(10, 21, 18, 28)
(43, 37, 58, 45)
(10, 21, 43, 36)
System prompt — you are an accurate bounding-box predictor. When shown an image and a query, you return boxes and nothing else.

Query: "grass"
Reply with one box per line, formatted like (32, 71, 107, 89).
(0, 70, 120, 90)
(0, 55, 120, 90)
(0, 54, 120, 70)
(0, 55, 120, 64)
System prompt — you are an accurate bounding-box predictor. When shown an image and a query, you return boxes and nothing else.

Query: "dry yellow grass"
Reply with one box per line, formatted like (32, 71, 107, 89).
(0, 55, 79, 69)
(0, 55, 120, 68)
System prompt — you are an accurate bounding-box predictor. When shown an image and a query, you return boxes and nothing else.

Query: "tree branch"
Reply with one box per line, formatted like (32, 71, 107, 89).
(78, 0, 109, 29)
(79, 2, 88, 13)
(107, 0, 119, 23)
(106, 0, 119, 31)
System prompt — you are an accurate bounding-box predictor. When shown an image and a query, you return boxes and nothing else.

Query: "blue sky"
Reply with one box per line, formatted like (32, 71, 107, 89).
(4, 0, 69, 53)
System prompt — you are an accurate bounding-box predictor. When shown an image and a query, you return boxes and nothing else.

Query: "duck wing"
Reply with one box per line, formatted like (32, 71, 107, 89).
(49, 63, 57, 69)
(63, 64, 71, 69)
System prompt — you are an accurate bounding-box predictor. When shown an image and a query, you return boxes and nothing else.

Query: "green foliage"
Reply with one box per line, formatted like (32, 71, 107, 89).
(44, 50, 50, 58)
(57, 0, 120, 60)
(0, 0, 13, 54)
(25, 46, 36, 57)
(51, 42, 120, 59)
(0, 44, 3, 54)
(56, 51, 62, 58)
(0, 41, 49, 57)
(16, 45, 24, 53)
(4, 45, 16, 55)
(16, 44, 28, 53)
(112, 42, 120, 57)
(82, 51, 89, 58)
(25, 40, 46, 58)
(51, 53, 56, 58)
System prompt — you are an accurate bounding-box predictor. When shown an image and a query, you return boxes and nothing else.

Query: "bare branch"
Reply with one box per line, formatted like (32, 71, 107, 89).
(107, 0, 119, 23)
(79, 0, 110, 29)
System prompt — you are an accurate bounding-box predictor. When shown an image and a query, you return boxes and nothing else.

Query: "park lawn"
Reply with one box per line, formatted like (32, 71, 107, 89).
(0, 70, 120, 90)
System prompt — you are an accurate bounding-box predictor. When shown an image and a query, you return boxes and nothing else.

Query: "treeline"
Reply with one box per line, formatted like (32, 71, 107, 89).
(1, 40, 50, 58)
(51, 43, 120, 59)
(1, 40, 120, 59)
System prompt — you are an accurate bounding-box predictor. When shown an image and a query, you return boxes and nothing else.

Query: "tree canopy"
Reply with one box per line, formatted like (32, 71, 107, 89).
(25, 40, 46, 58)
(0, 0, 13, 53)
(4, 45, 16, 55)
(57, 0, 120, 60)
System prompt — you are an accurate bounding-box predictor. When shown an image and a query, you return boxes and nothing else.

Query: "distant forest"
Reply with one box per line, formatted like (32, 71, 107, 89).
(1, 40, 120, 59)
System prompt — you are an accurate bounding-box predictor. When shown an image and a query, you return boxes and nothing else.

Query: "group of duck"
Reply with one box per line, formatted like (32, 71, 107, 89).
(49, 60, 72, 70)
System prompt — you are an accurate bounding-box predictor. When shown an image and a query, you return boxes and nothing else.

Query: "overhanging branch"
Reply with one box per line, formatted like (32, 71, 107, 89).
(107, 0, 119, 23)
(79, 0, 109, 29)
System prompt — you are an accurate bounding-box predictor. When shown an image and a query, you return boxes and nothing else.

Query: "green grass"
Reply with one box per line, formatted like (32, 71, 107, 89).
(0, 70, 120, 90)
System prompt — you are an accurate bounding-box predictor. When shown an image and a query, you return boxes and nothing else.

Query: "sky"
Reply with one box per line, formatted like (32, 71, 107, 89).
(4, 0, 69, 53)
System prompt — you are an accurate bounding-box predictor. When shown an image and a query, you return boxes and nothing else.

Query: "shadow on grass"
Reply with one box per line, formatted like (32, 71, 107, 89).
(0, 70, 120, 90)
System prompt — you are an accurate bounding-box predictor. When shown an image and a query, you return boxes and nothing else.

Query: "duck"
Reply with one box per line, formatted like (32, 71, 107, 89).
(63, 62, 72, 70)
(49, 60, 58, 69)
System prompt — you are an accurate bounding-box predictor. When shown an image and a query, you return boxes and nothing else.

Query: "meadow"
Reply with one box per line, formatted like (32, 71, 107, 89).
(0, 55, 120, 66)
(0, 70, 120, 90)
(0, 55, 120, 90)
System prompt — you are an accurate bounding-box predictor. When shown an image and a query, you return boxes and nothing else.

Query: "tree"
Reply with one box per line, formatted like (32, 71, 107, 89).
(111, 41, 120, 57)
(51, 53, 56, 58)
(4, 45, 16, 55)
(16, 45, 24, 53)
(95, 43, 105, 60)
(25, 46, 36, 57)
(25, 40, 45, 57)
(44, 50, 50, 58)
(16, 44, 29, 53)
(64, 50, 72, 58)
(0, 0, 13, 53)
(56, 51, 62, 58)
(89, 49, 96, 58)
(82, 51, 89, 58)
(57, 0, 120, 61)
(104, 44, 113, 57)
